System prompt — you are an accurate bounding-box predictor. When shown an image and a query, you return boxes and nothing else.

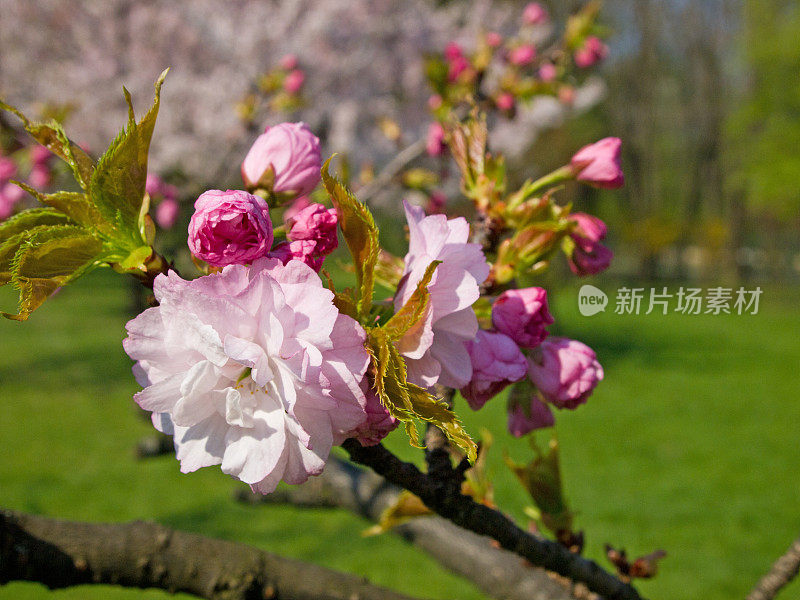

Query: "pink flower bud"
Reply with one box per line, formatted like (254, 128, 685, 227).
(522, 2, 549, 25)
(509, 44, 536, 66)
(447, 55, 471, 82)
(156, 197, 180, 230)
(496, 92, 516, 112)
(268, 239, 323, 272)
(558, 85, 576, 105)
(287, 203, 338, 256)
(574, 36, 608, 68)
(283, 69, 305, 94)
(145, 173, 164, 197)
(162, 183, 179, 201)
(426, 122, 446, 157)
(427, 94, 443, 111)
(351, 387, 398, 447)
(2, 181, 24, 203)
(241, 122, 321, 197)
(28, 165, 52, 189)
(486, 32, 503, 47)
(188, 189, 273, 267)
(461, 330, 528, 410)
(570, 212, 607, 243)
(492, 287, 554, 349)
(279, 53, 298, 70)
(0, 157, 17, 182)
(539, 62, 557, 82)
(0, 182, 25, 219)
(31, 145, 53, 166)
(528, 337, 603, 409)
(570, 137, 624, 189)
(567, 236, 613, 276)
(283, 195, 312, 222)
(444, 42, 463, 61)
(508, 396, 554, 437)
(426, 190, 447, 215)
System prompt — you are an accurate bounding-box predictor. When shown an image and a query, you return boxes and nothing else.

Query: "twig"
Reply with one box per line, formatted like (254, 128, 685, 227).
(0, 508, 433, 600)
(746, 534, 800, 600)
(341, 439, 646, 600)
(357, 139, 427, 204)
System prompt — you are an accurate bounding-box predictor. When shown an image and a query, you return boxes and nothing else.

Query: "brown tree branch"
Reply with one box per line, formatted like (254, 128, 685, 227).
(746, 534, 800, 600)
(341, 440, 646, 600)
(239, 456, 579, 600)
(0, 508, 434, 600)
(356, 139, 427, 204)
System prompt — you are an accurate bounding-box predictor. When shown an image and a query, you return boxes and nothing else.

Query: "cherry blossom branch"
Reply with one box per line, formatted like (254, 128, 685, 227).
(341, 439, 646, 600)
(239, 455, 578, 600)
(746, 534, 800, 600)
(0, 508, 430, 600)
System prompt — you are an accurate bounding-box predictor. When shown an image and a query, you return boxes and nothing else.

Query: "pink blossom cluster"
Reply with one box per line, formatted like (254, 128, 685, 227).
(567, 212, 613, 276)
(460, 284, 604, 437)
(444, 42, 473, 83)
(124, 258, 370, 493)
(271, 202, 339, 271)
(188, 122, 332, 273)
(574, 36, 609, 69)
(278, 54, 306, 94)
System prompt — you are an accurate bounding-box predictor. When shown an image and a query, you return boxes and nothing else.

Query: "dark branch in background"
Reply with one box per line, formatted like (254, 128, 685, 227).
(341, 440, 646, 600)
(238, 455, 583, 600)
(746, 534, 800, 600)
(0, 509, 432, 600)
(357, 139, 427, 204)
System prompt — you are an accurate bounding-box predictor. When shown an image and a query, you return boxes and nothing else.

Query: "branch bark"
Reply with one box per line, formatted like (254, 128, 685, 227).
(239, 456, 581, 600)
(341, 440, 646, 600)
(0, 508, 433, 600)
(746, 534, 800, 600)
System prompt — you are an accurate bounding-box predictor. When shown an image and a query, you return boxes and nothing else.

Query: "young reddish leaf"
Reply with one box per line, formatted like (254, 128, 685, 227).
(0, 100, 95, 190)
(504, 437, 574, 535)
(366, 326, 477, 461)
(0, 208, 75, 242)
(383, 260, 439, 341)
(14, 182, 108, 235)
(321, 156, 380, 322)
(90, 69, 168, 250)
(363, 490, 434, 536)
(320, 270, 358, 320)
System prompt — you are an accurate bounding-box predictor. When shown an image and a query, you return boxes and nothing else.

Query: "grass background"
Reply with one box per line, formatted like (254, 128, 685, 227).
(1, 268, 799, 600)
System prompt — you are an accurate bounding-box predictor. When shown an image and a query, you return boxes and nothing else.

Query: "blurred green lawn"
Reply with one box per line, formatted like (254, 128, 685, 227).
(1, 270, 799, 600)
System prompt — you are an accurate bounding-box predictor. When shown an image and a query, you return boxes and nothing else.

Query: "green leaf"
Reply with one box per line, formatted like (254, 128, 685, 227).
(321, 156, 380, 322)
(383, 260, 439, 341)
(13, 182, 108, 233)
(366, 327, 477, 461)
(0, 229, 48, 285)
(118, 245, 154, 271)
(89, 69, 168, 249)
(0, 208, 75, 243)
(0, 100, 94, 189)
(4, 226, 104, 320)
